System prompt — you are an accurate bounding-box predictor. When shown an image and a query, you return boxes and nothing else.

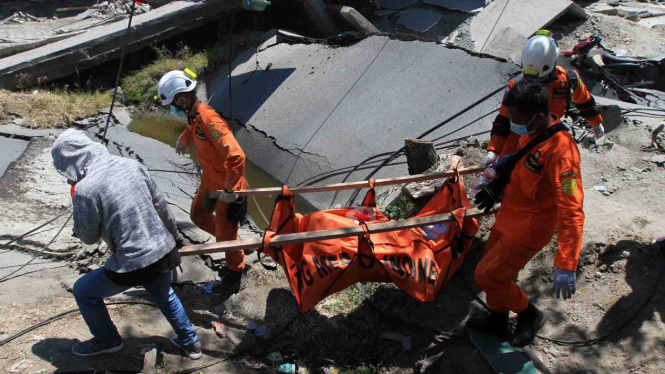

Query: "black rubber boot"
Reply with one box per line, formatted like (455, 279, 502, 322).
(222, 269, 247, 294)
(466, 310, 511, 339)
(510, 303, 549, 348)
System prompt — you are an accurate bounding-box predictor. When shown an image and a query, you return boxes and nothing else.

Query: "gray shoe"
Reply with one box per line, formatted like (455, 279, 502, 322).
(169, 336, 202, 360)
(72, 338, 123, 357)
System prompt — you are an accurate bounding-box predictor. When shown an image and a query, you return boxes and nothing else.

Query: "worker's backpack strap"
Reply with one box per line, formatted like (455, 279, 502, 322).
(357, 222, 376, 269)
(361, 179, 376, 207)
(495, 123, 568, 190)
(565, 68, 580, 118)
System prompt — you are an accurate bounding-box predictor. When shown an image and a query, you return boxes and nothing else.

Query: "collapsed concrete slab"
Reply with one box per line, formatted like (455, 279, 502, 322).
(0, 0, 234, 89)
(465, 0, 573, 62)
(0, 136, 28, 177)
(205, 35, 518, 210)
(423, 0, 487, 13)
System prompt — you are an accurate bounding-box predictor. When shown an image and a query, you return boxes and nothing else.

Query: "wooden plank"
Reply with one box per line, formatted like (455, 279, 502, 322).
(180, 206, 498, 256)
(142, 347, 157, 374)
(209, 165, 484, 198)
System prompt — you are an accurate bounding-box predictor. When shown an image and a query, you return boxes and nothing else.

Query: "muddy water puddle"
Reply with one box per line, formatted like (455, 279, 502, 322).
(128, 114, 314, 224)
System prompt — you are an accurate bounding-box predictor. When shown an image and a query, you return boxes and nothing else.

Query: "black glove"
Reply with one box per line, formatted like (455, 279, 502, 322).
(226, 196, 248, 226)
(473, 179, 505, 212)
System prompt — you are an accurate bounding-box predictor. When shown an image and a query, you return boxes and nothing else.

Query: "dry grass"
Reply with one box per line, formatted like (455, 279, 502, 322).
(122, 31, 265, 105)
(0, 89, 111, 129)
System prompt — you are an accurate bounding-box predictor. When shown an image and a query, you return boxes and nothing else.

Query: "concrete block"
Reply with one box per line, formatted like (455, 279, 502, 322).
(468, 0, 573, 61)
(377, 0, 418, 11)
(329, 5, 380, 33)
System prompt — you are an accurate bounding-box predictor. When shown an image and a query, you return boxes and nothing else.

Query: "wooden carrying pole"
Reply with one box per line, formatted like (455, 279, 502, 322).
(209, 165, 485, 198)
(180, 205, 499, 256)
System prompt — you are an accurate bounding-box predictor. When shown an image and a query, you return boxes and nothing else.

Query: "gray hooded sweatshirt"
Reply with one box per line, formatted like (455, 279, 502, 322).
(52, 129, 184, 273)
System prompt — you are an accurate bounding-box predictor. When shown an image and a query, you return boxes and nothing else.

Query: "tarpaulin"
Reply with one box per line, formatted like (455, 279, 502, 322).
(262, 175, 479, 313)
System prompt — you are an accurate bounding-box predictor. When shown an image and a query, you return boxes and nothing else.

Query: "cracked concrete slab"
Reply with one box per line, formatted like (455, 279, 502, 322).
(0, 136, 28, 177)
(205, 36, 518, 210)
(377, 0, 418, 10)
(467, 0, 573, 62)
(397, 9, 442, 33)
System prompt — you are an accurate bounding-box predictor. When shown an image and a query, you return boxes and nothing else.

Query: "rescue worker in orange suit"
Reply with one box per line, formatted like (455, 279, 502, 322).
(481, 31, 604, 167)
(157, 69, 249, 292)
(470, 79, 584, 347)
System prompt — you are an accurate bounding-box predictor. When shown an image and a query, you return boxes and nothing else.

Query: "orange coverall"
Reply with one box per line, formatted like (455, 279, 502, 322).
(178, 103, 248, 271)
(475, 115, 585, 313)
(488, 66, 603, 159)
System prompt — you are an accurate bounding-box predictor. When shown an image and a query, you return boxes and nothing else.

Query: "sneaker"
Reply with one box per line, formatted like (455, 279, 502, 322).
(169, 336, 202, 360)
(510, 303, 549, 348)
(466, 310, 511, 339)
(72, 338, 123, 357)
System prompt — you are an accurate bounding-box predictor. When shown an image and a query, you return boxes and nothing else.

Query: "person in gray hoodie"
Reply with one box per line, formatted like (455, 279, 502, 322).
(52, 129, 201, 359)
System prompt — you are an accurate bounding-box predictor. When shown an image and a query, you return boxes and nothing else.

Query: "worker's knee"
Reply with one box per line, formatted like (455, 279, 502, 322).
(474, 263, 493, 290)
(72, 277, 87, 300)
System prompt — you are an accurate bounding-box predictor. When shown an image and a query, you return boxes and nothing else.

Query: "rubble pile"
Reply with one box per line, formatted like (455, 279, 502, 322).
(75, 0, 151, 21)
(1, 11, 47, 24)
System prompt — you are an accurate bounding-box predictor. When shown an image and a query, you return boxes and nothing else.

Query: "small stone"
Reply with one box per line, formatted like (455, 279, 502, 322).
(602, 177, 608, 182)
(617, 166, 626, 171)
(592, 302, 600, 307)
(550, 348, 569, 358)
(466, 136, 481, 148)
(621, 251, 630, 259)
(602, 191, 611, 196)
(629, 167, 643, 174)
(595, 272, 603, 279)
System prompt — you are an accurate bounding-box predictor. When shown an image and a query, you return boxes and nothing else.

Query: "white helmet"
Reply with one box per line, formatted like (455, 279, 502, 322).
(157, 69, 197, 106)
(521, 33, 559, 79)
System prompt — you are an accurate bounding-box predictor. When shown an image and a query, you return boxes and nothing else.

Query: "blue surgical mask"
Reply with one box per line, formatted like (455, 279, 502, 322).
(510, 121, 536, 135)
(170, 105, 186, 118)
(510, 114, 540, 135)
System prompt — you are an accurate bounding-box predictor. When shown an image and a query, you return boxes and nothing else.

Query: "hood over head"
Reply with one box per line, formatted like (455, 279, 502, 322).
(52, 129, 108, 183)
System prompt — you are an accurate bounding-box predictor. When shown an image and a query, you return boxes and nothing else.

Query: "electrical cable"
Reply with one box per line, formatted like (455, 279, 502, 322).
(0, 301, 157, 348)
(342, 85, 506, 207)
(0, 208, 72, 254)
(100, 0, 137, 144)
(0, 213, 73, 283)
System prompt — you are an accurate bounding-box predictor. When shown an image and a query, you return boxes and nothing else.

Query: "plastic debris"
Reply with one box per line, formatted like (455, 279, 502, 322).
(212, 321, 226, 338)
(279, 363, 297, 373)
(322, 366, 340, 374)
(247, 321, 258, 331)
(268, 352, 283, 363)
(255, 325, 268, 338)
(594, 186, 607, 192)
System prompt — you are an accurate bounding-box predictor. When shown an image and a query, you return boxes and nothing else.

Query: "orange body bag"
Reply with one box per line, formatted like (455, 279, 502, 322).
(262, 176, 479, 313)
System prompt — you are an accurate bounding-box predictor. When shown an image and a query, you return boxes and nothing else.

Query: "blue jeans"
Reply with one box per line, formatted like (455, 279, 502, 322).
(73, 268, 198, 346)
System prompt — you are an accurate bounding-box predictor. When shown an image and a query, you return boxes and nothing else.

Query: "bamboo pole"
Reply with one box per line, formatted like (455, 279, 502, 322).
(209, 165, 484, 198)
(179, 205, 498, 256)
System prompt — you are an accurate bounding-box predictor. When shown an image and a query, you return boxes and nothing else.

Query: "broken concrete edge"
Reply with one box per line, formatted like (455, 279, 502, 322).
(293, 0, 340, 37)
(0, 31, 86, 60)
(275, 29, 511, 64)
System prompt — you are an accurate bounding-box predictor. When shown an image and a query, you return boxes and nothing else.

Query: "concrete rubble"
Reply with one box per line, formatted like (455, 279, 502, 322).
(0, 0, 235, 89)
(588, 1, 665, 28)
(205, 35, 518, 209)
